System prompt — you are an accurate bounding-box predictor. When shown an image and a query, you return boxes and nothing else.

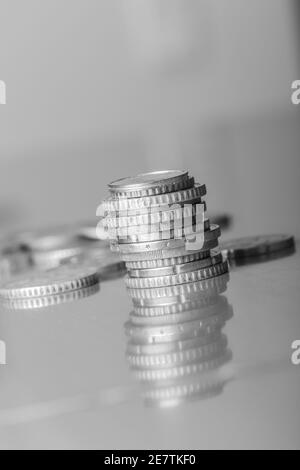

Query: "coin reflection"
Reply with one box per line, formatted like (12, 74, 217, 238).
(124, 272, 233, 408)
(0, 283, 100, 310)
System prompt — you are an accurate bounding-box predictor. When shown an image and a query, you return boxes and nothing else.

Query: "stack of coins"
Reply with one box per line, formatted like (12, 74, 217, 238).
(102, 170, 229, 300)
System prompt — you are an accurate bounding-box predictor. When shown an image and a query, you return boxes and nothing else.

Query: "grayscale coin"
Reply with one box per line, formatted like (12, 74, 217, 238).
(0, 264, 100, 299)
(108, 170, 189, 194)
(1, 283, 100, 310)
(125, 260, 228, 289)
(127, 252, 223, 278)
(220, 234, 295, 259)
(103, 184, 206, 212)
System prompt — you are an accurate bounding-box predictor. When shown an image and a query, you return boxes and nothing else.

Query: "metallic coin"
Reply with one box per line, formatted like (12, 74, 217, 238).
(126, 336, 228, 369)
(220, 234, 295, 259)
(128, 252, 222, 278)
(118, 240, 217, 262)
(103, 184, 206, 212)
(229, 245, 296, 267)
(132, 294, 225, 317)
(104, 202, 206, 228)
(129, 297, 230, 325)
(0, 265, 100, 299)
(107, 216, 209, 238)
(111, 224, 221, 254)
(132, 352, 232, 382)
(108, 170, 189, 194)
(131, 273, 230, 305)
(128, 272, 230, 300)
(104, 198, 205, 219)
(115, 220, 210, 244)
(1, 283, 100, 310)
(126, 249, 212, 270)
(110, 176, 195, 199)
(126, 260, 228, 289)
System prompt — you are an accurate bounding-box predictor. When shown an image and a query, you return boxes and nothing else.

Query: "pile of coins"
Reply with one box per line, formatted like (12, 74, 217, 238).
(101, 170, 234, 406)
(0, 223, 125, 310)
(102, 170, 229, 298)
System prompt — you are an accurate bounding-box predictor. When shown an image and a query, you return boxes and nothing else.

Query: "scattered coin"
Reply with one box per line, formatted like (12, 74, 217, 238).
(220, 234, 295, 259)
(0, 264, 100, 299)
(1, 283, 100, 310)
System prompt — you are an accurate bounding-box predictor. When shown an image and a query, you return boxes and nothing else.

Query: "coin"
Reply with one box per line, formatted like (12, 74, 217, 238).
(1, 283, 100, 310)
(103, 202, 206, 228)
(126, 260, 228, 289)
(111, 176, 195, 199)
(108, 170, 189, 194)
(229, 245, 296, 267)
(107, 216, 209, 238)
(0, 264, 100, 299)
(103, 184, 206, 212)
(125, 249, 212, 270)
(131, 273, 230, 305)
(220, 234, 295, 259)
(114, 220, 211, 244)
(127, 252, 222, 278)
(111, 224, 221, 254)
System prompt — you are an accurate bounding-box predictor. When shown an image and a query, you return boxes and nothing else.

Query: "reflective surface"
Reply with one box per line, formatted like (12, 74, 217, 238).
(0, 241, 299, 449)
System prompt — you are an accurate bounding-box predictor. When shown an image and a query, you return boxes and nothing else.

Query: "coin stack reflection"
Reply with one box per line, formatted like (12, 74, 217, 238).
(125, 282, 233, 407)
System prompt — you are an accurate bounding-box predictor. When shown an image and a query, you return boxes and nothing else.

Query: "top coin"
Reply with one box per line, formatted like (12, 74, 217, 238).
(108, 170, 189, 195)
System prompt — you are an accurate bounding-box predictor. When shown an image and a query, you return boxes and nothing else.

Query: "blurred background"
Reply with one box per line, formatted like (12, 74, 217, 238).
(0, 0, 300, 236)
